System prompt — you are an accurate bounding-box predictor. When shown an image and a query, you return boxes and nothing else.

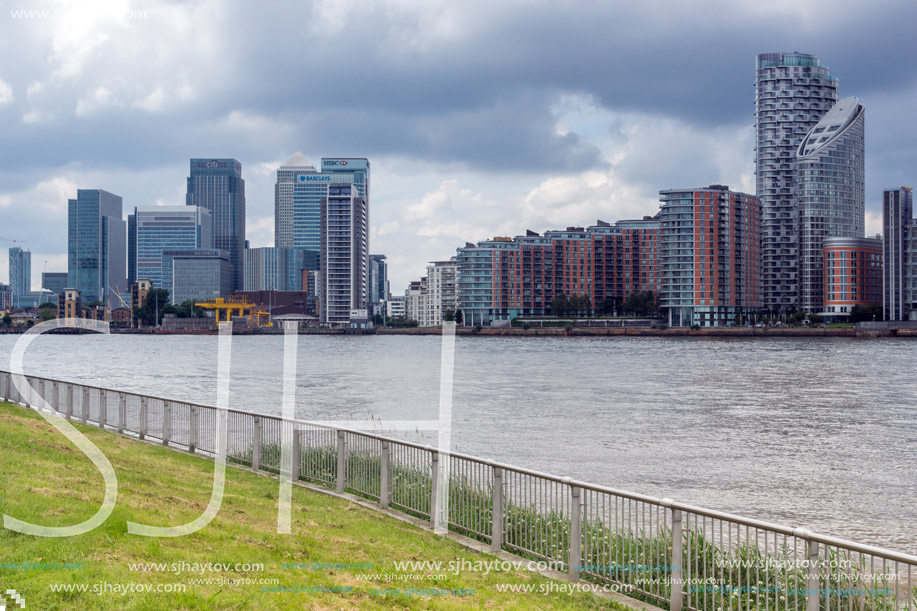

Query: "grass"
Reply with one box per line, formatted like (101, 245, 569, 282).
(0, 401, 630, 610)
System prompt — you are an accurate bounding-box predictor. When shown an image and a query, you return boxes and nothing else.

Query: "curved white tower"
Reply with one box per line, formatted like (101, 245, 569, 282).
(795, 97, 865, 314)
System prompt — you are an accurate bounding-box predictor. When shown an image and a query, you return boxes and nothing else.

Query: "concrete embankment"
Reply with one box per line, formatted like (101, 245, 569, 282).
(376, 326, 911, 338)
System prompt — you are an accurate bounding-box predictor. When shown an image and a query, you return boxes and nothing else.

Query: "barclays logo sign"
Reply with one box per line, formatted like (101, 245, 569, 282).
(298, 175, 331, 182)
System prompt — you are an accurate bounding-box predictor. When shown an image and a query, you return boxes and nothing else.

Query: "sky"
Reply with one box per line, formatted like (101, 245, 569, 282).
(1, 0, 916, 293)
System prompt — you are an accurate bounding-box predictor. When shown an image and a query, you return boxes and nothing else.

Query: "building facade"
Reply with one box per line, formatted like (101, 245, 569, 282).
(67, 189, 127, 302)
(186, 159, 245, 291)
(882, 187, 914, 321)
(658, 186, 762, 327)
(128, 206, 212, 289)
(162, 249, 232, 304)
(0, 283, 11, 310)
(796, 97, 865, 313)
(454, 218, 661, 326)
(387, 295, 405, 319)
(41, 272, 68, 296)
(8, 246, 31, 301)
(320, 184, 369, 324)
(243, 246, 309, 291)
(418, 260, 458, 327)
(755, 52, 838, 311)
(823, 237, 882, 319)
(369, 254, 389, 305)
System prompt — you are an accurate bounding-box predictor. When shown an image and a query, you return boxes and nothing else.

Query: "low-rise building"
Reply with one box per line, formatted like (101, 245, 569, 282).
(823, 237, 882, 320)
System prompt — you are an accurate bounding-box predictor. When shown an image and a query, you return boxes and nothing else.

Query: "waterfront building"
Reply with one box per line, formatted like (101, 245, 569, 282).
(16, 291, 54, 309)
(128, 206, 212, 288)
(755, 52, 838, 311)
(882, 187, 914, 321)
(369, 254, 389, 305)
(8, 247, 31, 303)
(386, 295, 405, 319)
(320, 184, 369, 324)
(453, 217, 661, 326)
(404, 280, 424, 323)
(0, 283, 11, 310)
(418, 260, 458, 327)
(67, 189, 127, 302)
(41, 272, 68, 297)
(186, 159, 245, 291)
(162, 249, 232, 304)
(658, 185, 761, 327)
(57, 288, 82, 321)
(130, 279, 152, 327)
(823, 237, 882, 319)
(796, 97, 865, 313)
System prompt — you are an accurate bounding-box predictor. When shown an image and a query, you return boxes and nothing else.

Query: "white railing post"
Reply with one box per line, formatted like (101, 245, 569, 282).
(668, 503, 684, 611)
(81, 386, 89, 424)
(189, 405, 198, 454)
(335, 430, 346, 493)
(162, 401, 172, 446)
(430, 450, 440, 529)
(380, 440, 391, 509)
(252, 416, 263, 470)
(118, 392, 126, 434)
(806, 538, 819, 611)
(491, 466, 503, 552)
(291, 428, 302, 481)
(66, 383, 73, 420)
(99, 390, 107, 429)
(52, 380, 60, 414)
(568, 482, 583, 581)
(139, 396, 147, 440)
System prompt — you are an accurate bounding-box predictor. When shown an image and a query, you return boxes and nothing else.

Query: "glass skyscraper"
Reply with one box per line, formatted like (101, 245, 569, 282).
(795, 97, 865, 314)
(882, 187, 914, 321)
(755, 52, 838, 311)
(162, 249, 232, 304)
(274, 154, 369, 253)
(128, 206, 212, 289)
(8, 246, 31, 298)
(68, 189, 127, 302)
(186, 159, 245, 291)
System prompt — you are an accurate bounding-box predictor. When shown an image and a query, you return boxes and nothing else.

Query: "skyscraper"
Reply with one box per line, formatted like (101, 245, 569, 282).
(755, 52, 838, 311)
(186, 159, 245, 290)
(883, 187, 914, 321)
(128, 206, 212, 289)
(320, 184, 368, 324)
(369, 254, 389, 305)
(8, 246, 31, 299)
(274, 154, 369, 254)
(796, 97, 865, 313)
(68, 189, 127, 302)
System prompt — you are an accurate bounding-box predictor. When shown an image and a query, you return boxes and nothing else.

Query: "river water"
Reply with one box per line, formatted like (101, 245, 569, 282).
(2, 333, 914, 551)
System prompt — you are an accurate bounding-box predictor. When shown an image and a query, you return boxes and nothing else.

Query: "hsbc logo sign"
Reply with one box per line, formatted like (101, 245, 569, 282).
(323, 160, 348, 166)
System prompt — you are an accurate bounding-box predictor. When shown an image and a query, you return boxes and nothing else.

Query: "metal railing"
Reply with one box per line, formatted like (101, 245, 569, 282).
(1, 368, 914, 611)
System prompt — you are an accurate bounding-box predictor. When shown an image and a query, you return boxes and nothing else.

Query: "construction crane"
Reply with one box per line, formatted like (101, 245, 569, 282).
(194, 297, 274, 327)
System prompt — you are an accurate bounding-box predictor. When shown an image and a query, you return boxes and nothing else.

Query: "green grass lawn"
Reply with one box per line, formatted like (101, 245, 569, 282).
(0, 401, 629, 610)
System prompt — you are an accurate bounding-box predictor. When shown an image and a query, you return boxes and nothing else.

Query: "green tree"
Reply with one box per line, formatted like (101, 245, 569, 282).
(443, 308, 455, 322)
(788, 312, 807, 326)
(807, 314, 824, 325)
(38, 301, 57, 310)
(622, 291, 657, 316)
(551, 293, 569, 317)
(40, 309, 55, 322)
(2, 314, 11, 327)
(850, 303, 882, 323)
(454, 309, 463, 325)
(136, 289, 170, 326)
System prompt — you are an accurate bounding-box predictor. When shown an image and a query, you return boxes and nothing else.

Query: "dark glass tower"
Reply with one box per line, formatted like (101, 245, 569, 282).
(67, 189, 126, 302)
(186, 159, 245, 291)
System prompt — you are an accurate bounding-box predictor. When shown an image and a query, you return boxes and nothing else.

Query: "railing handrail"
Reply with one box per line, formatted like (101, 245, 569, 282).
(4, 368, 916, 567)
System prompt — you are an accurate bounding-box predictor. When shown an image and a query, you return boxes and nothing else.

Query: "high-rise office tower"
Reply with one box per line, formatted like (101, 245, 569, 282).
(755, 52, 838, 311)
(8, 246, 31, 299)
(41, 271, 68, 296)
(68, 189, 127, 302)
(128, 206, 212, 288)
(274, 152, 312, 249)
(322, 157, 370, 204)
(883, 187, 914, 321)
(796, 97, 865, 313)
(186, 159, 245, 290)
(320, 184, 368, 324)
(369, 254, 388, 305)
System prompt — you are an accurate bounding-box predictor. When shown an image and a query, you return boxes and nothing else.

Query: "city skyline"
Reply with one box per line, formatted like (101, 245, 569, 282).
(2, 1, 917, 291)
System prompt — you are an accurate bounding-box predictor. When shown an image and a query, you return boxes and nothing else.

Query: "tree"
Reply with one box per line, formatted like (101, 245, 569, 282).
(443, 308, 455, 322)
(38, 301, 57, 310)
(2, 314, 11, 327)
(850, 303, 882, 323)
(136, 289, 170, 326)
(596, 296, 618, 317)
(372, 313, 384, 325)
(551, 294, 570, 317)
(622, 291, 658, 316)
(40, 309, 55, 322)
(807, 314, 824, 325)
(788, 312, 807, 326)
(454, 309, 463, 325)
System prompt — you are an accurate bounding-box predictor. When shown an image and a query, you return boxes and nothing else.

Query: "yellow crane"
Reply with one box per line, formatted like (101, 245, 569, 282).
(194, 297, 272, 327)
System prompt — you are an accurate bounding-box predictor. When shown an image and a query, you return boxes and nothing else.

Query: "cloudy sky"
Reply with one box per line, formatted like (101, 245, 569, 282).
(1, 0, 916, 292)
